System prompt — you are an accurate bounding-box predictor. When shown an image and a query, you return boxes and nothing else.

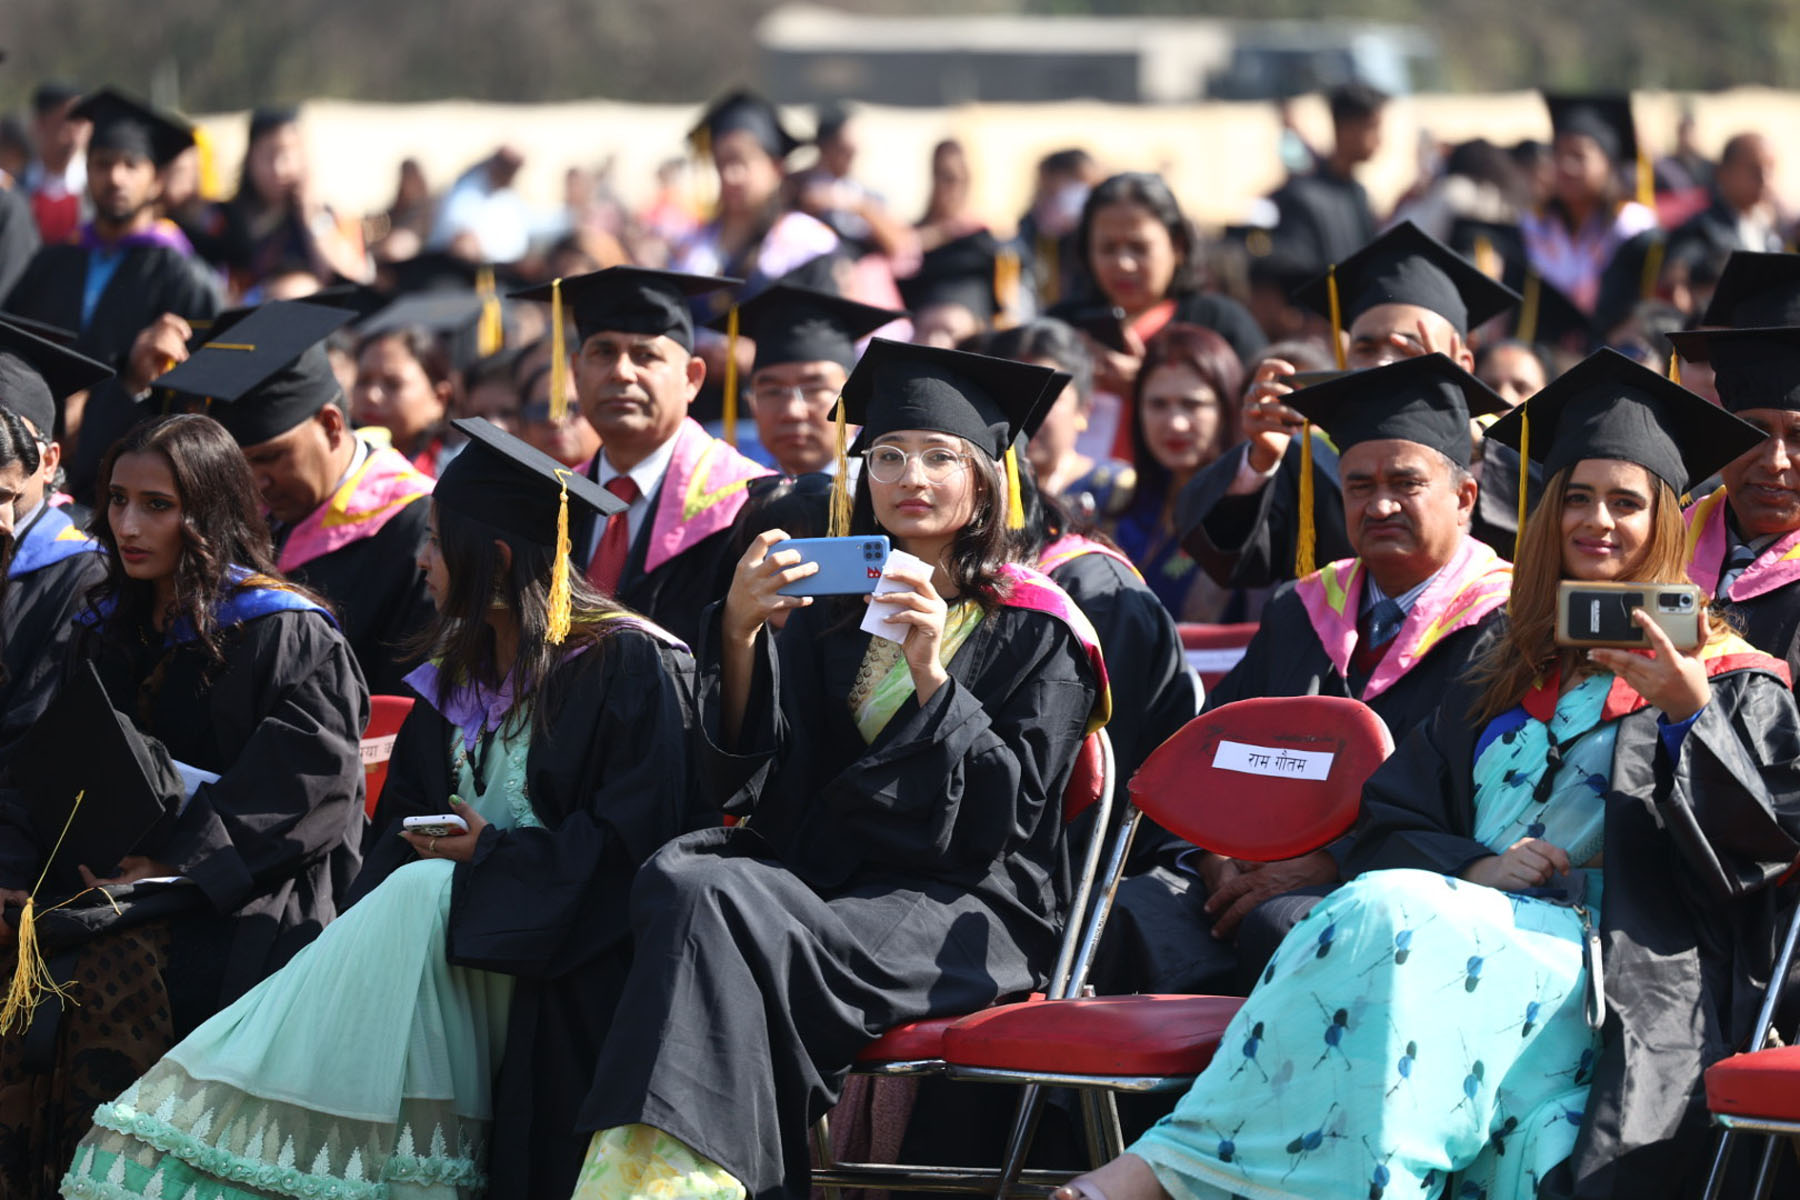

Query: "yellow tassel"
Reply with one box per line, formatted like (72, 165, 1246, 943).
(1636, 148, 1655, 210)
(192, 125, 223, 202)
(1326, 264, 1347, 371)
(476, 267, 504, 358)
(722, 305, 740, 447)
(827, 398, 852, 539)
(1515, 407, 1530, 559)
(1004, 445, 1025, 531)
(1518, 273, 1542, 345)
(1472, 234, 1502, 281)
(549, 279, 569, 425)
(1296, 422, 1317, 578)
(993, 247, 1021, 330)
(1668, 350, 1682, 386)
(0, 790, 88, 1034)
(546, 474, 573, 645)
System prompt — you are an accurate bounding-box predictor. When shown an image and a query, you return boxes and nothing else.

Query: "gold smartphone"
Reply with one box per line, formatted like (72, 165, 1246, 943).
(1554, 580, 1703, 651)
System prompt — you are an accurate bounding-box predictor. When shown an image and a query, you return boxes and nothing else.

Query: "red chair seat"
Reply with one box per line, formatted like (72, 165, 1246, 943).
(1707, 1046, 1800, 1120)
(941, 995, 1244, 1076)
(857, 1015, 962, 1063)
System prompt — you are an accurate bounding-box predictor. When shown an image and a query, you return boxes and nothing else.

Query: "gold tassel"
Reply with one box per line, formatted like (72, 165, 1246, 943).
(1326, 264, 1347, 371)
(546, 474, 573, 645)
(0, 790, 88, 1034)
(1515, 407, 1530, 559)
(1518, 273, 1542, 345)
(1472, 234, 1502, 281)
(722, 305, 740, 447)
(1636, 148, 1655, 210)
(1668, 350, 1682, 386)
(549, 279, 569, 425)
(1296, 422, 1317, 578)
(993, 247, 1021, 330)
(827, 398, 852, 539)
(476, 266, 504, 358)
(1004, 445, 1025, 530)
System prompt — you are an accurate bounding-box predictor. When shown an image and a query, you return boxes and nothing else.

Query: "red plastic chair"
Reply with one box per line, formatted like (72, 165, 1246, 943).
(1177, 622, 1258, 697)
(360, 695, 415, 819)
(1700, 891, 1800, 1199)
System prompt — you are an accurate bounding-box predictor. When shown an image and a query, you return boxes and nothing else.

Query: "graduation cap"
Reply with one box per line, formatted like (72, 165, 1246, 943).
(311, 281, 391, 323)
(0, 315, 114, 438)
(383, 251, 525, 296)
(688, 88, 802, 161)
(1544, 93, 1639, 166)
(358, 291, 488, 341)
(510, 266, 737, 354)
(1667, 325, 1800, 415)
(898, 232, 1012, 324)
(712, 283, 904, 374)
(1700, 252, 1800, 328)
(1485, 347, 1766, 496)
(153, 301, 356, 447)
(72, 86, 193, 168)
(434, 417, 628, 642)
(1281, 354, 1508, 470)
(1291, 220, 1520, 342)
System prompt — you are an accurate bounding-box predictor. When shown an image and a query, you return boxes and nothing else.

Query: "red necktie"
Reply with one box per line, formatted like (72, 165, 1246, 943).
(587, 476, 640, 596)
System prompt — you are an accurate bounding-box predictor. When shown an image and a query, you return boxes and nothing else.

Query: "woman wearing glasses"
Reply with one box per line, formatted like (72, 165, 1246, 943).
(570, 341, 1109, 1200)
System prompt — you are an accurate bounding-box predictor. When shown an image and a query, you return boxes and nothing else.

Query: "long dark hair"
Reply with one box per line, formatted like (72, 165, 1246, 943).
(1129, 322, 1245, 501)
(410, 500, 635, 739)
(0, 409, 43, 663)
(1074, 172, 1204, 302)
(85, 414, 322, 667)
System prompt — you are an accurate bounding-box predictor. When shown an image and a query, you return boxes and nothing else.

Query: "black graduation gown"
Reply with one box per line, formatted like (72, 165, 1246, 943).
(578, 597, 1100, 1200)
(570, 484, 746, 651)
(1347, 656, 1800, 1200)
(0, 183, 40, 305)
(3, 241, 221, 502)
(1267, 170, 1378, 274)
(279, 499, 434, 696)
(0, 521, 105, 764)
(0, 606, 368, 1033)
(1719, 587, 1800, 689)
(351, 627, 704, 1199)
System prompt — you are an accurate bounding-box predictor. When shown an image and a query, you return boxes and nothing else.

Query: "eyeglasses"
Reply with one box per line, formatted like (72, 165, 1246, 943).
(749, 384, 841, 411)
(864, 445, 970, 484)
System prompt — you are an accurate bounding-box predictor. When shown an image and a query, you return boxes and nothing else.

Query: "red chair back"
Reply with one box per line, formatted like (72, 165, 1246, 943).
(1129, 695, 1391, 862)
(1177, 622, 1258, 694)
(1062, 732, 1106, 825)
(361, 695, 415, 819)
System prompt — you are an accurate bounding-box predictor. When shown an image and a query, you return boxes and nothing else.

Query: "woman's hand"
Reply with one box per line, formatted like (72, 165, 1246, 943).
(1240, 357, 1306, 473)
(1588, 609, 1713, 723)
(1460, 837, 1572, 892)
(400, 796, 488, 864)
(1087, 326, 1147, 399)
(79, 856, 178, 889)
(869, 558, 950, 702)
(721, 529, 818, 647)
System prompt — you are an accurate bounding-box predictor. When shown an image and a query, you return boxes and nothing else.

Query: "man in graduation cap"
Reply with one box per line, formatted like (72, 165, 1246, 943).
(1179, 220, 1531, 590)
(153, 300, 436, 693)
(512, 267, 774, 645)
(0, 316, 113, 760)
(712, 276, 902, 476)
(3, 87, 221, 505)
(1104, 353, 1517, 995)
(1668, 324, 1800, 686)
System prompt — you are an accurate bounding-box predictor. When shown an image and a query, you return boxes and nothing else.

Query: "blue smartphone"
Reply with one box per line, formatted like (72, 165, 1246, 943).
(773, 535, 890, 596)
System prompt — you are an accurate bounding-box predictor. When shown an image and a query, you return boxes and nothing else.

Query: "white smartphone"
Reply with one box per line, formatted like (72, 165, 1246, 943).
(402, 814, 470, 837)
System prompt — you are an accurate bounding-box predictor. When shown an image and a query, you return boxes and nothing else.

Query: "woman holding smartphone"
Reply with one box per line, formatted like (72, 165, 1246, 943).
(62, 420, 704, 1200)
(1048, 350, 1800, 1200)
(570, 340, 1108, 1200)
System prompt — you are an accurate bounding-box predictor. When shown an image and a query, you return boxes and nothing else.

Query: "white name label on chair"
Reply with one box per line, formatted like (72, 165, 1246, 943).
(360, 734, 399, 766)
(1213, 739, 1335, 780)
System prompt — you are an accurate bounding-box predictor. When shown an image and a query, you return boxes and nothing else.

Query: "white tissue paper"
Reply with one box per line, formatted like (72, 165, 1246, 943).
(859, 549, 930, 644)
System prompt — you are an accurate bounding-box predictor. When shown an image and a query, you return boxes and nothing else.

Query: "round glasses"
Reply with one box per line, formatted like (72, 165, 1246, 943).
(864, 445, 970, 484)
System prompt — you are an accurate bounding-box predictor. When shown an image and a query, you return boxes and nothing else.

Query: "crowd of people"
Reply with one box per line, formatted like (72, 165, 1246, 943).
(0, 67, 1792, 1200)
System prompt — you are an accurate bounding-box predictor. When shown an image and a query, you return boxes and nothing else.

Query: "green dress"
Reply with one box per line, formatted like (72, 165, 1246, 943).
(61, 722, 539, 1200)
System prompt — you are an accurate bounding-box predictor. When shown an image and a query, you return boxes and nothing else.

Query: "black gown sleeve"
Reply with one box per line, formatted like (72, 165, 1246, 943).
(1176, 435, 1352, 591)
(1343, 679, 1490, 880)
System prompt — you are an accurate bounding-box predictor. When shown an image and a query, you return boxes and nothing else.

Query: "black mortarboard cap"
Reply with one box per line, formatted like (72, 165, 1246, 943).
(511, 267, 737, 353)
(32, 82, 82, 113)
(1280, 353, 1507, 469)
(712, 283, 904, 373)
(1291, 220, 1519, 337)
(358, 291, 488, 340)
(311, 282, 392, 323)
(897, 232, 1006, 323)
(689, 88, 802, 160)
(841, 338, 1057, 460)
(0, 315, 113, 437)
(154, 301, 355, 446)
(10, 661, 178, 891)
(72, 87, 193, 168)
(1667, 325, 1800, 414)
(1544, 92, 1639, 166)
(435, 417, 626, 546)
(1485, 347, 1766, 492)
(1700, 252, 1800, 328)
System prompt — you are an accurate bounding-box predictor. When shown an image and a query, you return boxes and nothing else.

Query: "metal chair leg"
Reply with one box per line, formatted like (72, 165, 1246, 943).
(1095, 1090, 1126, 1161)
(1703, 1129, 1738, 1200)
(1752, 1132, 1782, 1200)
(812, 1113, 844, 1200)
(1077, 1089, 1110, 1170)
(992, 1084, 1048, 1199)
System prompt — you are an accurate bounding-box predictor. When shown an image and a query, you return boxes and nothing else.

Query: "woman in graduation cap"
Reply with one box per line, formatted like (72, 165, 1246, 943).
(1052, 349, 1800, 1200)
(61, 418, 707, 1200)
(0, 413, 366, 1197)
(570, 339, 1109, 1200)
